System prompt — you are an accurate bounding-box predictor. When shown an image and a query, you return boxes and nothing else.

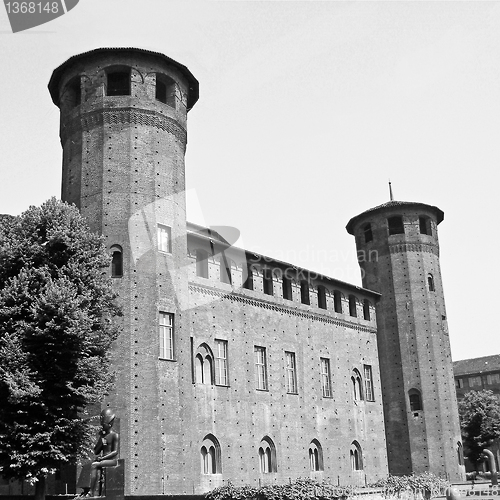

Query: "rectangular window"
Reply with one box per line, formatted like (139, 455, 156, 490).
(364, 364, 374, 401)
(419, 216, 432, 235)
(388, 216, 404, 235)
(107, 70, 131, 96)
(255, 346, 268, 391)
(321, 358, 332, 398)
(468, 376, 482, 387)
(487, 373, 500, 385)
(285, 351, 298, 394)
(159, 312, 174, 360)
(242, 264, 253, 290)
(158, 224, 171, 253)
(455, 378, 463, 389)
(263, 269, 273, 295)
(215, 340, 228, 386)
(282, 274, 292, 300)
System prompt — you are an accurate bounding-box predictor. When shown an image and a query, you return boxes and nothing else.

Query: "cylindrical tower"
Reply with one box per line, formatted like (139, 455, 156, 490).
(346, 201, 464, 480)
(49, 48, 199, 495)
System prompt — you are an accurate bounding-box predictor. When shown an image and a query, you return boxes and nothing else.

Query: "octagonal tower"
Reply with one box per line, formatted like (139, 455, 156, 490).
(49, 48, 199, 495)
(347, 201, 464, 480)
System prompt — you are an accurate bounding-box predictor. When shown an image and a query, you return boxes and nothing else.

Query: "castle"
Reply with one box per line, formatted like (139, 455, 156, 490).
(46, 47, 464, 495)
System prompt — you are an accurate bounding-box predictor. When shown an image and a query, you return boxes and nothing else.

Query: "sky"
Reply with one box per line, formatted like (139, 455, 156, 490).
(0, 0, 499, 362)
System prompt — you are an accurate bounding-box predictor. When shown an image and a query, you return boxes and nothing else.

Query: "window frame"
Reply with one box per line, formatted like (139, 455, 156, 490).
(106, 67, 131, 96)
(349, 295, 357, 317)
(363, 223, 373, 243)
(215, 339, 229, 386)
(196, 249, 209, 278)
(321, 358, 332, 398)
(255, 346, 268, 391)
(262, 269, 273, 295)
(110, 244, 123, 278)
(388, 216, 405, 235)
(285, 351, 298, 394)
(300, 280, 310, 305)
(409, 388, 423, 412)
(258, 437, 277, 473)
(282, 273, 293, 300)
(363, 364, 374, 401)
(309, 440, 324, 472)
(159, 312, 174, 361)
(201, 434, 221, 475)
(157, 224, 172, 253)
(155, 73, 176, 108)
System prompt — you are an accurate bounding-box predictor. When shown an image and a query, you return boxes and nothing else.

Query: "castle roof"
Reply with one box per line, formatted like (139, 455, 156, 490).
(453, 355, 500, 377)
(48, 47, 199, 110)
(346, 200, 444, 235)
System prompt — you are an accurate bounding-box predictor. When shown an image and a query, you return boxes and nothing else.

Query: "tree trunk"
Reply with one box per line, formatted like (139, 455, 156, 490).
(34, 475, 46, 500)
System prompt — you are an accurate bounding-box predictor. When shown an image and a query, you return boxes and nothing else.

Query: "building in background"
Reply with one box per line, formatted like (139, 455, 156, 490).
(452, 355, 500, 474)
(453, 355, 500, 400)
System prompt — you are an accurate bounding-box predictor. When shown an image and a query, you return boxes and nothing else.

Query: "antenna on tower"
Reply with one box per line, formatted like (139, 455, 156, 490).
(389, 180, 394, 201)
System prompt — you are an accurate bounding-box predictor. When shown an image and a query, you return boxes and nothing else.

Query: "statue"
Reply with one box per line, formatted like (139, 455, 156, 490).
(76, 408, 120, 498)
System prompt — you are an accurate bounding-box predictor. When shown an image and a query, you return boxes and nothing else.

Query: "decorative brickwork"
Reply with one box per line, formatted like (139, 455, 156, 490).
(189, 283, 377, 334)
(61, 108, 187, 147)
(389, 243, 439, 256)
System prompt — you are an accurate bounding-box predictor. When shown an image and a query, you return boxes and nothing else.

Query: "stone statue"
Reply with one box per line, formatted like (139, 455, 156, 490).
(76, 408, 119, 497)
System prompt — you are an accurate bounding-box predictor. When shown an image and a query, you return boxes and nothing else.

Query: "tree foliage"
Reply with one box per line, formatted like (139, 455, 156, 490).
(458, 389, 500, 466)
(0, 199, 120, 496)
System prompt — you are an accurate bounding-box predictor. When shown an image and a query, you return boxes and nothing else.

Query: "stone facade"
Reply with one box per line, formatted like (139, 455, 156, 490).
(45, 48, 463, 496)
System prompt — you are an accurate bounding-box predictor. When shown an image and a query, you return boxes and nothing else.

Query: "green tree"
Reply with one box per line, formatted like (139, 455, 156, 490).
(0, 199, 120, 500)
(458, 389, 500, 469)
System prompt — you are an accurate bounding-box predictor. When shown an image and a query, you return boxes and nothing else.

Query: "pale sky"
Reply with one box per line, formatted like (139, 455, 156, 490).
(1, 0, 499, 361)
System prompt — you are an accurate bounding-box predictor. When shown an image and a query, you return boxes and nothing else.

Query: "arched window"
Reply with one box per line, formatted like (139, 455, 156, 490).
(349, 295, 357, 317)
(352, 369, 363, 401)
(242, 263, 254, 290)
(219, 254, 232, 284)
(334, 290, 343, 314)
(300, 280, 310, 305)
(195, 344, 214, 385)
(106, 67, 131, 96)
(409, 388, 423, 412)
(419, 216, 432, 235)
(363, 223, 373, 243)
(196, 249, 209, 278)
(201, 435, 221, 474)
(156, 73, 176, 108)
(258, 437, 277, 473)
(309, 439, 323, 471)
(363, 299, 371, 320)
(457, 442, 464, 466)
(388, 216, 404, 235)
(427, 274, 435, 291)
(350, 441, 363, 471)
(64, 75, 81, 109)
(110, 245, 123, 277)
(317, 285, 327, 310)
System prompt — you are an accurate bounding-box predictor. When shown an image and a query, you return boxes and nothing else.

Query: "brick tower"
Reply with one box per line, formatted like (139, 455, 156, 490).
(346, 201, 464, 480)
(48, 48, 199, 495)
